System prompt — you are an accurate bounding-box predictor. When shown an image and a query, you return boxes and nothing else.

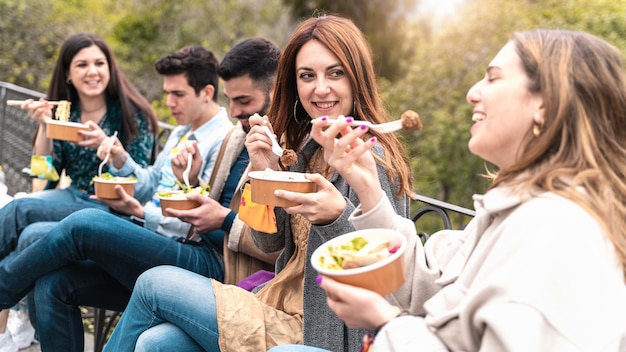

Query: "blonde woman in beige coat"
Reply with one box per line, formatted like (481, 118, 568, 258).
(274, 29, 626, 351)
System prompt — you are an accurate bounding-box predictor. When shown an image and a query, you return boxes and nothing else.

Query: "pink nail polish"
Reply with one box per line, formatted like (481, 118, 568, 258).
(346, 117, 353, 123)
(360, 125, 367, 130)
(370, 137, 376, 143)
(321, 116, 328, 121)
(315, 275, 322, 285)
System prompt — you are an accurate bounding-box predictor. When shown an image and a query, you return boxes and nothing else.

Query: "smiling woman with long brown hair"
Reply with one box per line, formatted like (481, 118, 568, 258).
(288, 28, 626, 351)
(101, 14, 414, 352)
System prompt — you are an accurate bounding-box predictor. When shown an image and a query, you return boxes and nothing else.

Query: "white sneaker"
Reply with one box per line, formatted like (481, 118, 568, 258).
(0, 330, 17, 352)
(6, 311, 35, 350)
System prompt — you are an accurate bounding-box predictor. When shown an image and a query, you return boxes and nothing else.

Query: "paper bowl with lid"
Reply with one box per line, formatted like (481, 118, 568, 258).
(311, 228, 407, 296)
(92, 175, 137, 199)
(248, 170, 317, 207)
(45, 119, 88, 142)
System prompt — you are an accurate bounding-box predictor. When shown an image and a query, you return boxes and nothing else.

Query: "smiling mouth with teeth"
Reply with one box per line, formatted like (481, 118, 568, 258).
(315, 102, 335, 109)
(472, 113, 485, 122)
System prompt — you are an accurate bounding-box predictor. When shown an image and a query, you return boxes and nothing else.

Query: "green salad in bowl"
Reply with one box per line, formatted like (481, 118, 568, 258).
(157, 183, 211, 216)
(91, 173, 138, 199)
(91, 172, 138, 184)
(156, 183, 211, 199)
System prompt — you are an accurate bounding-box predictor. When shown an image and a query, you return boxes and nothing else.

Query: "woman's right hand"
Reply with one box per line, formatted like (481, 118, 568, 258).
(22, 98, 53, 124)
(245, 113, 280, 171)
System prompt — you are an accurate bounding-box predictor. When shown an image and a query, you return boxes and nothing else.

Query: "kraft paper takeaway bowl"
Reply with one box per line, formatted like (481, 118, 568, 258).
(311, 228, 407, 297)
(93, 175, 137, 199)
(158, 190, 202, 217)
(248, 170, 317, 208)
(45, 119, 89, 142)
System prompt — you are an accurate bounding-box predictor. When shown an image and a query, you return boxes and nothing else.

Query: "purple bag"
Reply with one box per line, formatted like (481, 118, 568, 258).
(236, 270, 275, 292)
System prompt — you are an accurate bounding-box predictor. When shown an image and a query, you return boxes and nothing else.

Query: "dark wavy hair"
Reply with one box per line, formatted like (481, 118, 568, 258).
(218, 37, 280, 95)
(47, 32, 157, 145)
(154, 45, 220, 102)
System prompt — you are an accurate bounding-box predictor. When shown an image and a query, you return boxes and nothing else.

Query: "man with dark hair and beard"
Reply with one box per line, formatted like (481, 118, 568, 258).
(0, 38, 280, 351)
(169, 37, 283, 286)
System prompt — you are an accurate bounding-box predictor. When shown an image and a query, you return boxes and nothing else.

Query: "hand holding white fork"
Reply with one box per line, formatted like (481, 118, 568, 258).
(182, 152, 193, 190)
(261, 124, 284, 157)
(98, 131, 118, 176)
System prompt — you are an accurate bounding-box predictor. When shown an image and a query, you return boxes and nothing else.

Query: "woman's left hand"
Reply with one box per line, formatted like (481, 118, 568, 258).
(97, 133, 127, 169)
(318, 276, 401, 330)
(77, 121, 107, 149)
(310, 115, 383, 213)
(275, 173, 346, 225)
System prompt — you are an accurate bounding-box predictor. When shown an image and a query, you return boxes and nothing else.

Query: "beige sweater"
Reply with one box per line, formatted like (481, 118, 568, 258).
(350, 187, 626, 351)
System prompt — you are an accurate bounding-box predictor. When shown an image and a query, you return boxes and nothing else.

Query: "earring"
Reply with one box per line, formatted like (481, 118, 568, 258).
(293, 98, 301, 124)
(533, 122, 542, 137)
(66, 78, 72, 85)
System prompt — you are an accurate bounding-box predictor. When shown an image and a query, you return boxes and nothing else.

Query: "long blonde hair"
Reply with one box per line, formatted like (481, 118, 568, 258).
(493, 29, 626, 279)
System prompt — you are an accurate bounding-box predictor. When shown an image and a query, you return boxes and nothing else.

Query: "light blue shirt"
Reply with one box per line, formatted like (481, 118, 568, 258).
(111, 107, 234, 238)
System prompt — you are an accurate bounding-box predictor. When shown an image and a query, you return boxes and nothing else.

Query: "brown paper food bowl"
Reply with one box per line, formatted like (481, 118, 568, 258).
(93, 177, 137, 199)
(158, 191, 201, 217)
(248, 170, 316, 207)
(45, 119, 89, 142)
(311, 228, 407, 297)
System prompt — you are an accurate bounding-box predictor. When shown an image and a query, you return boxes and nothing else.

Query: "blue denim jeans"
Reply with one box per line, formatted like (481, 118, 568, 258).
(268, 345, 331, 352)
(0, 188, 107, 343)
(104, 266, 219, 352)
(135, 322, 205, 352)
(0, 187, 108, 259)
(0, 209, 224, 351)
(12, 221, 59, 340)
(16, 222, 57, 251)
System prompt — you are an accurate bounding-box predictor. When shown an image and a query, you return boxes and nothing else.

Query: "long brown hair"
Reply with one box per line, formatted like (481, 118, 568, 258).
(493, 29, 626, 279)
(48, 32, 158, 145)
(269, 15, 412, 198)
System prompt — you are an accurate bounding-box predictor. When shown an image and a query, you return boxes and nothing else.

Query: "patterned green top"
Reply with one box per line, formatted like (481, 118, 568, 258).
(51, 98, 155, 193)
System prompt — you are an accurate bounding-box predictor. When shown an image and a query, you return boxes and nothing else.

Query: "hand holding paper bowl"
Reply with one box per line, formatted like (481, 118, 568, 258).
(157, 185, 210, 217)
(311, 228, 407, 297)
(92, 173, 138, 199)
(248, 170, 317, 207)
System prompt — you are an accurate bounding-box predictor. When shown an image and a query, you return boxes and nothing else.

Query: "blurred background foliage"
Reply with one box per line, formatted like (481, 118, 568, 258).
(2, 0, 626, 223)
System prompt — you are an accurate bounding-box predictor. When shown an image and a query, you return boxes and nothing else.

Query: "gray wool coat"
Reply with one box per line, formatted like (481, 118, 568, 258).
(252, 137, 410, 352)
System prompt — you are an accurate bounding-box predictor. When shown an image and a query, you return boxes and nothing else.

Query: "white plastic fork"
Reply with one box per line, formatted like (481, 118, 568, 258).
(326, 119, 404, 133)
(261, 125, 284, 156)
(182, 153, 193, 190)
(98, 131, 118, 176)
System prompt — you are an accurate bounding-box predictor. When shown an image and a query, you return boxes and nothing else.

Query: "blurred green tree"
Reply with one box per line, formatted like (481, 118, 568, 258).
(3, 0, 626, 216)
(384, 0, 626, 214)
(285, 0, 423, 81)
(107, 0, 295, 110)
